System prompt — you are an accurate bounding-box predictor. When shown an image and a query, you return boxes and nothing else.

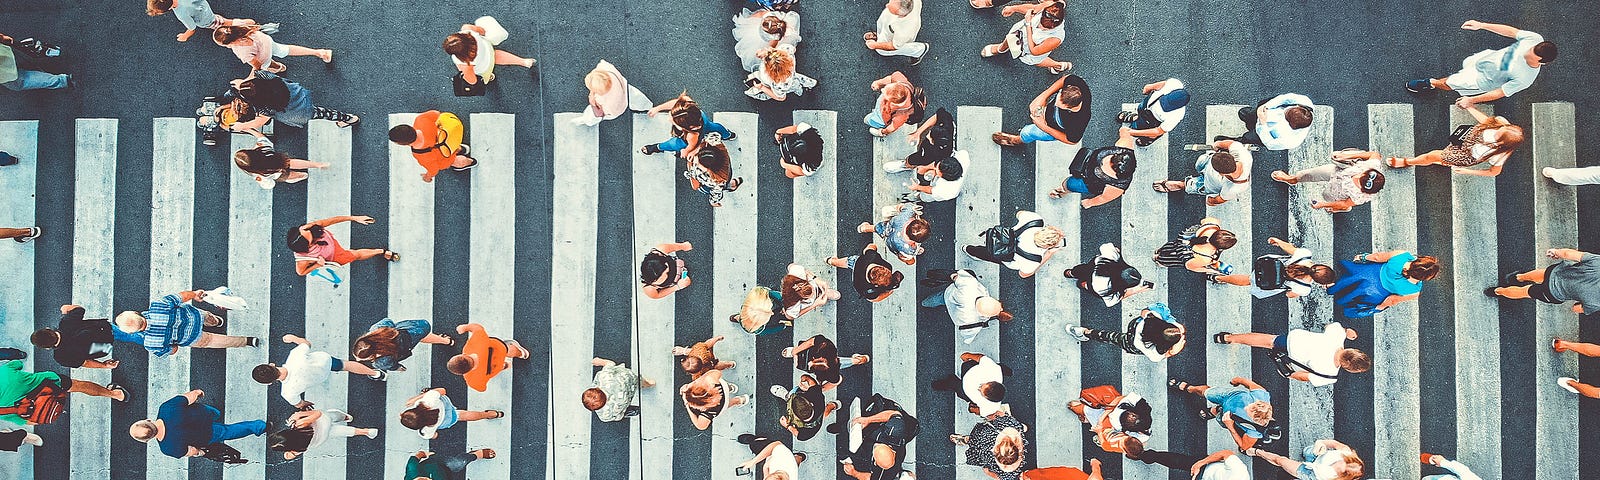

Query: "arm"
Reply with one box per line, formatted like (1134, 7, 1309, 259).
(739, 441, 783, 470)
(1548, 248, 1586, 262)
(1459, 89, 1506, 107)
(1080, 186, 1124, 209)
(1461, 19, 1520, 39)
(282, 334, 310, 346)
(1453, 164, 1503, 177)
(591, 357, 616, 368)
(455, 323, 487, 337)
(1461, 104, 1490, 123)
(1358, 250, 1404, 263)
(960, 352, 984, 363)
(183, 389, 204, 405)
(1288, 371, 1311, 383)
(1020, 249, 1055, 277)
(1266, 237, 1297, 255)
(1231, 377, 1264, 389)
(1311, 199, 1356, 212)
(654, 242, 693, 254)
(646, 98, 679, 117)
(1378, 293, 1421, 309)
(855, 409, 899, 426)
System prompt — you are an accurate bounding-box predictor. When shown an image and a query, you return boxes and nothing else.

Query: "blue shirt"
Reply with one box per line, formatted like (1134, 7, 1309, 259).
(876, 205, 920, 258)
(1218, 388, 1271, 438)
(140, 294, 205, 356)
(156, 395, 219, 458)
(172, 0, 216, 30)
(1379, 252, 1424, 296)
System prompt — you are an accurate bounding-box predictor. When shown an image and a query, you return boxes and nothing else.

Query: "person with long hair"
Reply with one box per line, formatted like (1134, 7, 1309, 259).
(641, 92, 738, 155)
(267, 409, 377, 460)
(1152, 217, 1250, 286)
(979, 0, 1069, 73)
(952, 410, 1029, 480)
(574, 60, 653, 126)
(1248, 237, 1337, 299)
(779, 263, 841, 321)
(442, 16, 534, 86)
(233, 130, 327, 188)
(224, 70, 359, 131)
(1272, 148, 1387, 213)
(864, 71, 922, 137)
(775, 122, 825, 178)
(640, 242, 694, 299)
(399, 387, 501, 439)
(1387, 104, 1523, 177)
(286, 215, 396, 277)
(679, 368, 750, 430)
(744, 44, 817, 101)
(732, 6, 800, 72)
(860, 202, 929, 265)
(673, 335, 735, 380)
(1345, 250, 1440, 311)
(684, 142, 743, 207)
(211, 25, 330, 75)
(1247, 439, 1364, 480)
(349, 318, 454, 376)
(146, 0, 263, 42)
(1065, 302, 1186, 363)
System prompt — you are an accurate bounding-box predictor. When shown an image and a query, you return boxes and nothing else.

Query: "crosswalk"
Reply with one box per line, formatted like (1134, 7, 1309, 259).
(0, 101, 1587, 480)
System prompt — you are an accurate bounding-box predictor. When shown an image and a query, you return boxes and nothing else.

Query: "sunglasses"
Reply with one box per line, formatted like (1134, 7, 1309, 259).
(1360, 170, 1380, 192)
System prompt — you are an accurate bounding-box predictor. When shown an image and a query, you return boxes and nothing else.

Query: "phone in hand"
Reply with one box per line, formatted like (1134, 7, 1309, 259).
(735, 465, 752, 476)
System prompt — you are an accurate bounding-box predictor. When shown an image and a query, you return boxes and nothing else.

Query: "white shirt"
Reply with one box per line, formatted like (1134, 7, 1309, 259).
(1143, 78, 1187, 133)
(452, 30, 494, 75)
(1199, 454, 1250, 480)
(1001, 210, 1052, 274)
(921, 150, 970, 202)
(1089, 243, 1124, 306)
(1285, 322, 1346, 386)
(1257, 93, 1313, 151)
(279, 344, 334, 405)
(764, 442, 800, 478)
(960, 356, 1006, 416)
(1199, 142, 1252, 201)
(408, 390, 449, 438)
(944, 270, 991, 344)
(875, 0, 922, 47)
(1456, 30, 1543, 97)
(1467, 128, 1512, 167)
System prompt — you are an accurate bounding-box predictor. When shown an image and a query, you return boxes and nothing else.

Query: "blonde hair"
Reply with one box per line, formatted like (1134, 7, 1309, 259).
(147, 0, 174, 16)
(1245, 401, 1274, 424)
(1033, 227, 1065, 249)
(760, 48, 795, 83)
(115, 311, 147, 333)
(584, 70, 613, 95)
(737, 287, 776, 331)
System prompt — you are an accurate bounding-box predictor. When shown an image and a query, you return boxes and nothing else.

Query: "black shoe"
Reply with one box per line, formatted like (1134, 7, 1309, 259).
(245, 337, 262, 347)
(0, 348, 26, 361)
(1406, 79, 1437, 94)
(1212, 332, 1232, 344)
(1198, 408, 1216, 420)
(1115, 111, 1140, 123)
(721, 131, 737, 141)
(640, 144, 662, 155)
(826, 422, 842, 435)
(450, 159, 478, 172)
(1484, 287, 1501, 298)
(736, 434, 757, 445)
(1502, 272, 1528, 286)
(368, 370, 388, 382)
(909, 53, 925, 66)
(456, 144, 471, 157)
(623, 405, 641, 417)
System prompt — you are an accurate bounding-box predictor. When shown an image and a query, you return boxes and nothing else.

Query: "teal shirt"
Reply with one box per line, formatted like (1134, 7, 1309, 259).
(0, 360, 62, 425)
(404, 456, 446, 480)
(1379, 252, 1424, 296)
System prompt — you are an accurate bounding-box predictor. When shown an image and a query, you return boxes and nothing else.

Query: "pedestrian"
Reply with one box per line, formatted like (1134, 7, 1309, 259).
(1117, 78, 1189, 147)
(864, 71, 923, 137)
(1154, 138, 1251, 206)
(212, 25, 330, 74)
(1246, 440, 1364, 480)
(1333, 250, 1439, 315)
(885, 106, 956, 171)
(266, 409, 377, 460)
(779, 263, 841, 321)
(1216, 93, 1314, 151)
(286, 215, 397, 277)
(931, 352, 1011, 416)
(1170, 377, 1275, 451)
(641, 92, 738, 156)
(980, 0, 1069, 74)
(772, 373, 838, 440)
(828, 243, 906, 301)
(406, 448, 497, 480)
(745, 0, 799, 11)
(443, 16, 534, 87)
(732, 6, 801, 72)
(680, 368, 750, 430)
(1273, 148, 1387, 213)
(1020, 459, 1103, 480)
(964, 210, 1065, 278)
(1406, 20, 1554, 108)
(389, 110, 476, 183)
(673, 335, 735, 380)
(992, 74, 1090, 146)
(253, 334, 383, 409)
(744, 44, 817, 101)
(775, 122, 825, 178)
(1066, 243, 1153, 307)
(0, 34, 69, 91)
(1152, 217, 1250, 286)
(1248, 237, 1336, 299)
(0, 429, 42, 453)
(350, 318, 455, 376)
(116, 290, 259, 357)
(902, 151, 970, 203)
(130, 389, 265, 458)
(1421, 453, 1483, 480)
(1214, 322, 1370, 386)
(684, 142, 743, 207)
(951, 410, 1028, 480)
(234, 130, 328, 188)
(0, 226, 41, 243)
(1386, 104, 1522, 177)
(735, 434, 804, 480)
(399, 387, 502, 439)
(834, 393, 920, 480)
(921, 270, 1012, 344)
(224, 70, 360, 131)
(0, 359, 128, 425)
(859, 203, 929, 265)
(783, 334, 870, 390)
(640, 242, 694, 299)
(32, 304, 143, 369)
(1542, 165, 1600, 186)
(1046, 128, 1136, 209)
(584, 357, 653, 422)
(1066, 302, 1186, 363)
(731, 286, 791, 335)
(574, 60, 653, 126)
(146, 0, 269, 42)
(447, 323, 530, 391)
(1068, 385, 1151, 459)
(866, 0, 927, 64)
(1554, 337, 1600, 398)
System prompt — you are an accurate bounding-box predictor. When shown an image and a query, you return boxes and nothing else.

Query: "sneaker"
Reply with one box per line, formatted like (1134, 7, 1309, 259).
(883, 161, 910, 173)
(1483, 286, 1501, 298)
(869, 127, 885, 137)
(0, 151, 18, 166)
(640, 144, 662, 155)
(457, 144, 471, 157)
(732, 394, 751, 406)
(364, 428, 379, 439)
(770, 385, 789, 399)
(450, 159, 479, 172)
(737, 433, 757, 445)
(0, 348, 25, 361)
(1065, 325, 1089, 342)
(14, 226, 41, 243)
(897, 192, 920, 203)
(369, 370, 388, 382)
(1406, 79, 1436, 94)
(22, 433, 42, 447)
(1557, 377, 1581, 394)
(245, 337, 261, 347)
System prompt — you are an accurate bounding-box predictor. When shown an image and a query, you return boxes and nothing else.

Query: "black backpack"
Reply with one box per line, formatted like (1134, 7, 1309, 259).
(981, 219, 1045, 263)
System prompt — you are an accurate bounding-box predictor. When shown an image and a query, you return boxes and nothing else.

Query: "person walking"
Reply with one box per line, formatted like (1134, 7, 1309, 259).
(443, 16, 535, 87)
(0, 33, 69, 91)
(1487, 248, 1599, 314)
(902, 151, 970, 203)
(447, 323, 530, 391)
(1386, 104, 1522, 177)
(287, 215, 396, 277)
(1334, 250, 1439, 314)
(1248, 237, 1336, 299)
(0, 359, 128, 425)
(1170, 377, 1275, 450)
(866, 0, 927, 64)
(921, 270, 1012, 344)
(684, 142, 743, 207)
(253, 334, 382, 409)
(733, 6, 801, 72)
(1153, 138, 1251, 206)
(584, 357, 653, 422)
(234, 130, 328, 188)
(575, 60, 653, 126)
(406, 448, 498, 480)
(224, 70, 359, 131)
(992, 74, 1090, 146)
(864, 71, 923, 137)
(131, 389, 265, 458)
(834, 393, 919, 480)
(1046, 128, 1136, 209)
(146, 0, 267, 42)
(771, 373, 838, 441)
(1421, 453, 1483, 480)
(952, 410, 1028, 480)
(641, 92, 738, 156)
(931, 352, 1010, 417)
(1152, 217, 1249, 286)
(1406, 20, 1555, 108)
(980, 0, 1069, 73)
(1068, 385, 1151, 459)
(1541, 165, 1600, 186)
(964, 210, 1065, 278)
(32, 304, 142, 369)
(267, 408, 377, 460)
(860, 202, 929, 265)
(779, 263, 841, 321)
(116, 290, 259, 357)
(828, 243, 906, 301)
(1272, 148, 1387, 213)
(1214, 322, 1370, 386)
(0, 226, 41, 243)
(640, 242, 694, 299)
(399, 387, 502, 439)
(680, 368, 749, 430)
(735, 434, 805, 480)
(1246, 440, 1364, 480)
(883, 107, 955, 173)
(1066, 243, 1153, 307)
(1066, 302, 1186, 363)
(390, 110, 476, 183)
(673, 335, 735, 380)
(744, 44, 817, 101)
(212, 25, 330, 74)
(1117, 78, 1189, 147)
(1020, 460, 1103, 480)
(1215, 93, 1314, 151)
(775, 122, 825, 178)
(783, 334, 869, 391)
(350, 318, 454, 377)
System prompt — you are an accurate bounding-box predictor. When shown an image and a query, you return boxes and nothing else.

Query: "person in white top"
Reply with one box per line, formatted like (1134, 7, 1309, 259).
(735, 434, 804, 480)
(931, 352, 1011, 417)
(1154, 138, 1251, 206)
(733, 7, 801, 72)
(251, 334, 381, 409)
(399, 387, 502, 439)
(1273, 149, 1389, 213)
(267, 409, 378, 460)
(1420, 453, 1483, 480)
(979, 0, 1070, 74)
(904, 150, 969, 203)
(1407, 20, 1556, 109)
(1117, 78, 1189, 147)
(573, 60, 653, 126)
(1214, 322, 1371, 387)
(1247, 237, 1336, 299)
(865, 0, 927, 63)
(1385, 103, 1523, 178)
(963, 210, 1064, 278)
(442, 16, 535, 86)
(1221, 93, 1313, 151)
(921, 270, 1012, 344)
(1246, 439, 1364, 480)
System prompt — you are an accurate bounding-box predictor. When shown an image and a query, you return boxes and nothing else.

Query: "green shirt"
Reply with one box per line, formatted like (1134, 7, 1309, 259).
(404, 455, 447, 480)
(0, 360, 61, 425)
(0, 45, 18, 84)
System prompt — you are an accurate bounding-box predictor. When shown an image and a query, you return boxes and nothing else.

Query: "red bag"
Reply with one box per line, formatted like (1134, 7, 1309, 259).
(0, 381, 68, 425)
(1021, 467, 1091, 480)
(1078, 385, 1122, 409)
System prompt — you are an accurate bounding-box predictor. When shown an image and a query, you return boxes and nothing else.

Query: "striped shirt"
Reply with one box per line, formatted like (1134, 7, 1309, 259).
(141, 294, 205, 356)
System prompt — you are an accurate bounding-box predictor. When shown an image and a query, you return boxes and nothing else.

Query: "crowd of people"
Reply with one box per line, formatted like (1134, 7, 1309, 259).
(0, 0, 1592, 479)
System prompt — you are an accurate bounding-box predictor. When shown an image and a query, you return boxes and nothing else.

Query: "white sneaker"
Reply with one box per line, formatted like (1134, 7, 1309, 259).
(1066, 325, 1090, 342)
(883, 161, 910, 173)
(364, 428, 379, 439)
(23, 433, 42, 447)
(1543, 167, 1556, 179)
(770, 385, 789, 399)
(1557, 377, 1581, 394)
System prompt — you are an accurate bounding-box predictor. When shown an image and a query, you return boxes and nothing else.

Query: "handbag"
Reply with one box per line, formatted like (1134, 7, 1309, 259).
(296, 256, 345, 287)
(0, 381, 68, 425)
(453, 72, 487, 97)
(200, 443, 248, 464)
(201, 286, 249, 311)
(1267, 349, 1338, 381)
(1447, 124, 1475, 146)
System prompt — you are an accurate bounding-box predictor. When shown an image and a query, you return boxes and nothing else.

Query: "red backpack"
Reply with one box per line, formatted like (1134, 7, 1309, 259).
(0, 381, 68, 425)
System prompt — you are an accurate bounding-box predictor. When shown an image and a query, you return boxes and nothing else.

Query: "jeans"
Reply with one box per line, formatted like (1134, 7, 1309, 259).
(656, 114, 734, 152)
(1018, 124, 1058, 143)
(1, 70, 68, 91)
(1544, 166, 1600, 186)
(210, 418, 267, 443)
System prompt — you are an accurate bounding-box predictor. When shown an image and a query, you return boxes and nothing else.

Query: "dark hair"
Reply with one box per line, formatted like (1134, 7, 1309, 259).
(1533, 41, 1558, 63)
(236, 75, 292, 111)
(388, 125, 418, 145)
(284, 224, 325, 253)
(1120, 409, 1150, 433)
(905, 217, 931, 242)
(400, 405, 440, 431)
(1039, 1, 1065, 28)
(1107, 151, 1136, 178)
(251, 364, 280, 384)
(1405, 256, 1441, 281)
(447, 355, 475, 375)
(1287, 264, 1337, 285)
(696, 145, 732, 182)
(936, 155, 963, 181)
(234, 148, 288, 176)
(1341, 349, 1372, 373)
(583, 388, 607, 410)
(1210, 151, 1238, 175)
(351, 327, 401, 361)
(1209, 230, 1238, 250)
(29, 328, 60, 349)
(1059, 84, 1084, 108)
(1110, 265, 1143, 291)
(979, 381, 1005, 402)
(1140, 315, 1183, 353)
(268, 425, 314, 453)
(1358, 170, 1386, 194)
(1285, 106, 1313, 129)
(640, 253, 671, 284)
(788, 394, 815, 420)
(442, 33, 477, 62)
(212, 25, 256, 45)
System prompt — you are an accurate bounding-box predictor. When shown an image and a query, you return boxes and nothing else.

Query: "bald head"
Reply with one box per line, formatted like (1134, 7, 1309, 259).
(873, 444, 898, 468)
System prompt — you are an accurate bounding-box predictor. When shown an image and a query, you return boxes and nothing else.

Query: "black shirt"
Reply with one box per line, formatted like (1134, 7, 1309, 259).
(1042, 75, 1091, 144)
(850, 394, 918, 480)
(908, 107, 957, 167)
(795, 334, 841, 384)
(52, 307, 116, 368)
(851, 248, 904, 300)
(1069, 146, 1135, 195)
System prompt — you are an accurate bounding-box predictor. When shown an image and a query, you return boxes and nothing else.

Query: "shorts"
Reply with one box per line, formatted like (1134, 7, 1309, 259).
(1063, 176, 1089, 193)
(329, 357, 345, 372)
(1272, 334, 1288, 352)
(437, 394, 460, 429)
(1529, 265, 1561, 304)
(1019, 124, 1058, 143)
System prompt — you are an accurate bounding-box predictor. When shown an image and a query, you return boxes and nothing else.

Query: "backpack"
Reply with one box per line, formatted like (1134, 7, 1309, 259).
(0, 380, 68, 425)
(981, 219, 1045, 263)
(1153, 223, 1216, 268)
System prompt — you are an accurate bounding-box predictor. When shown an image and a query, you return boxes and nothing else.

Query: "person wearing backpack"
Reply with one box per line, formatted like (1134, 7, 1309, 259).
(835, 393, 919, 480)
(1213, 323, 1370, 386)
(864, 71, 923, 137)
(640, 242, 694, 299)
(1045, 129, 1136, 209)
(775, 122, 825, 178)
(1152, 217, 1249, 286)
(0, 360, 127, 426)
(1153, 138, 1251, 207)
(287, 216, 397, 278)
(1068, 385, 1151, 459)
(963, 210, 1065, 278)
(389, 110, 477, 183)
(859, 202, 930, 265)
(1065, 302, 1186, 363)
(921, 270, 1012, 344)
(1065, 243, 1152, 307)
(827, 243, 905, 301)
(884, 107, 955, 173)
(1248, 237, 1336, 299)
(640, 92, 738, 155)
(1116, 78, 1189, 147)
(1169, 376, 1275, 451)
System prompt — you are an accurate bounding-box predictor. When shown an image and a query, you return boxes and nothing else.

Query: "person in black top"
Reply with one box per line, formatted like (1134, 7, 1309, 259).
(771, 373, 837, 441)
(776, 122, 825, 178)
(31, 304, 136, 369)
(1065, 243, 1153, 308)
(884, 107, 956, 173)
(834, 393, 920, 480)
(1047, 127, 1136, 209)
(828, 244, 906, 302)
(781, 334, 869, 389)
(991, 74, 1091, 147)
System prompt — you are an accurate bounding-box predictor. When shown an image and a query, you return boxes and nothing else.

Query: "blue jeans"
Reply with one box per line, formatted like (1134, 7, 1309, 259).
(864, 110, 887, 129)
(210, 418, 267, 443)
(1018, 124, 1058, 143)
(2, 70, 68, 91)
(655, 113, 733, 152)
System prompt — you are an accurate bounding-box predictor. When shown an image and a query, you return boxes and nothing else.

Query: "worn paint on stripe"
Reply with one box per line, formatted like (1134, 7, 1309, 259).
(1367, 104, 1421, 480)
(633, 112, 677, 480)
(1286, 106, 1335, 455)
(1032, 140, 1081, 467)
(466, 113, 517, 480)
(147, 118, 195, 480)
(790, 109, 839, 480)
(953, 106, 1002, 480)
(1448, 105, 1501, 479)
(302, 119, 354, 477)
(1531, 102, 1580, 480)
(68, 119, 115, 480)
(0, 120, 38, 479)
(1120, 104, 1168, 479)
(709, 111, 760, 480)
(385, 113, 437, 480)
(224, 133, 270, 480)
(549, 112, 598, 480)
(871, 124, 920, 467)
(1202, 105, 1254, 466)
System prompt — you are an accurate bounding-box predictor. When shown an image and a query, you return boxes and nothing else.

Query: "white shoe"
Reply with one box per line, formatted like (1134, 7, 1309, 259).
(1557, 377, 1581, 394)
(23, 433, 42, 447)
(1066, 325, 1090, 342)
(883, 161, 911, 173)
(364, 428, 379, 439)
(1543, 167, 1556, 179)
(770, 385, 789, 399)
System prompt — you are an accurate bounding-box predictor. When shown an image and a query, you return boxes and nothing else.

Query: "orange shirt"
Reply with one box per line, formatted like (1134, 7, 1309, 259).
(459, 323, 508, 392)
(1021, 467, 1090, 480)
(409, 110, 465, 177)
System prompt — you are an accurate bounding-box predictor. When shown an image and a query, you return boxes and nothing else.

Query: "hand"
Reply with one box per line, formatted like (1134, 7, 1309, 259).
(1546, 248, 1562, 259)
(188, 446, 205, 457)
(1267, 237, 1283, 246)
(677, 275, 693, 288)
(1142, 83, 1159, 95)
(60, 304, 78, 314)
(352, 215, 376, 225)
(1345, 328, 1358, 340)
(1460, 20, 1483, 30)
(421, 172, 435, 183)
(103, 360, 120, 369)
(905, 134, 918, 145)
(282, 334, 298, 343)
(1454, 96, 1475, 110)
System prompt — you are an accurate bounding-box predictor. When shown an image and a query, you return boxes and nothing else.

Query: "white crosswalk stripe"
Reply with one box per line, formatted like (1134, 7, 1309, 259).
(708, 111, 760, 480)
(385, 113, 438, 480)
(1450, 105, 1503, 479)
(790, 109, 839, 480)
(1531, 102, 1580, 479)
(548, 112, 597, 480)
(1286, 105, 1336, 455)
(465, 112, 517, 480)
(301, 118, 354, 479)
(1121, 105, 1168, 479)
(1201, 105, 1252, 470)
(871, 113, 920, 469)
(0, 120, 38, 480)
(69, 118, 115, 480)
(953, 105, 1001, 480)
(1032, 139, 1081, 467)
(1368, 103, 1422, 480)
(225, 132, 271, 480)
(147, 117, 195, 480)
(632, 112, 677, 480)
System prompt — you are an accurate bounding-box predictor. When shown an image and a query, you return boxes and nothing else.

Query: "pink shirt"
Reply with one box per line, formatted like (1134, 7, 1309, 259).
(305, 232, 344, 262)
(229, 32, 275, 66)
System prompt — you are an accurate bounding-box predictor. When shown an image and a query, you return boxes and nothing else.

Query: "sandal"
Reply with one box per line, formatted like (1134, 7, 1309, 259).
(476, 448, 498, 459)
(949, 434, 969, 446)
(486, 410, 505, 419)
(1152, 181, 1178, 193)
(1271, 170, 1297, 185)
(991, 132, 1020, 146)
(980, 44, 1003, 58)
(1386, 157, 1409, 168)
(1212, 332, 1232, 344)
(1198, 407, 1217, 420)
(781, 347, 795, 358)
(382, 250, 400, 261)
(1167, 378, 1191, 393)
(336, 115, 361, 128)
(1047, 187, 1068, 199)
(1047, 63, 1072, 75)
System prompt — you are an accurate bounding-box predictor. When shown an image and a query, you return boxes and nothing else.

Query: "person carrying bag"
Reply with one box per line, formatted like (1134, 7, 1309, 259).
(0, 380, 67, 426)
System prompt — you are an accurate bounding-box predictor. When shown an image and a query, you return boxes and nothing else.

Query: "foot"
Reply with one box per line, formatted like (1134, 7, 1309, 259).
(486, 410, 505, 419)
(1212, 332, 1232, 344)
(869, 127, 885, 137)
(882, 161, 910, 173)
(457, 144, 471, 157)
(522, 59, 536, 68)
(1167, 378, 1192, 393)
(949, 434, 969, 446)
(768, 385, 787, 400)
(851, 354, 870, 364)
(731, 394, 752, 406)
(909, 53, 925, 66)
(336, 115, 360, 128)
(14, 226, 41, 243)
(107, 383, 129, 403)
(1406, 79, 1436, 94)
(1271, 170, 1298, 184)
(1557, 377, 1581, 394)
(737, 433, 757, 445)
(991, 132, 1021, 146)
(857, 221, 875, 233)
(246, 337, 262, 347)
(1065, 325, 1089, 342)
(1115, 111, 1140, 123)
(476, 448, 497, 459)
(1048, 62, 1072, 75)
(368, 370, 388, 381)
(363, 428, 379, 439)
(0, 348, 24, 361)
(1386, 157, 1409, 168)
(781, 347, 795, 358)
(1047, 187, 1068, 199)
(1152, 181, 1182, 193)
(727, 177, 743, 192)
(980, 44, 1002, 57)
(863, 32, 877, 42)
(1420, 453, 1442, 466)
(640, 144, 662, 155)
(1502, 272, 1528, 286)
(721, 131, 737, 141)
(22, 433, 42, 447)
(1483, 286, 1501, 298)
(450, 159, 479, 172)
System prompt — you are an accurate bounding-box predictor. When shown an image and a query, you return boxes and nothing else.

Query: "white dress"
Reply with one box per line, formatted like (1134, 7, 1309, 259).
(744, 44, 817, 101)
(731, 9, 800, 72)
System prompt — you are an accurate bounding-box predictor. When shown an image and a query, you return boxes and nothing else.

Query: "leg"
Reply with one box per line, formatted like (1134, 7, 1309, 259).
(282, 44, 331, 62)
(1138, 449, 1204, 471)
(213, 420, 268, 442)
(338, 359, 380, 377)
(347, 248, 387, 261)
(1568, 380, 1600, 399)
(1544, 165, 1600, 186)
(1492, 285, 1532, 299)
(492, 49, 534, 67)
(0, 70, 69, 91)
(189, 331, 253, 348)
(963, 245, 1005, 264)
(1398, 150, 1447, 167)
(1292, 164, 1339, 183)
(1220, 332, 1277, 349)
(0, 228, 34, 239)
(441, 451, 484, 474)
(1518, 268, 1548, 283)
(311, 106, 358, 126)
(930, 374, 962, 393)
(67, 380, 125, 401)
(701, 119, 735, 139)
(1214, 274, 1251, 286)
(456, 410, 500, 422)
(919, 290, 948, 308)
(286, 159, 330, 170)
(325, 424, 361, 438)
(1554, 338, 1600, 357)
(1035, 56, 1071, 72)
(655, 137, 689, 153)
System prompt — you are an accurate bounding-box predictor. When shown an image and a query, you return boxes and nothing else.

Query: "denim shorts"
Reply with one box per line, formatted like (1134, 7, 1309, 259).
(437, 394, 460, 429)
(372, 318, 433, 341)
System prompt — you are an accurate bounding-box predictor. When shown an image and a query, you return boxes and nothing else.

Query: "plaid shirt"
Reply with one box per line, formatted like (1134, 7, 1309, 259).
(139, 294, 205, 356)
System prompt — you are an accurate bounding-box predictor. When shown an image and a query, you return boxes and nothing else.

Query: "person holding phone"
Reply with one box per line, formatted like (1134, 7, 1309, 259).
(735, 434, 804, 480)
